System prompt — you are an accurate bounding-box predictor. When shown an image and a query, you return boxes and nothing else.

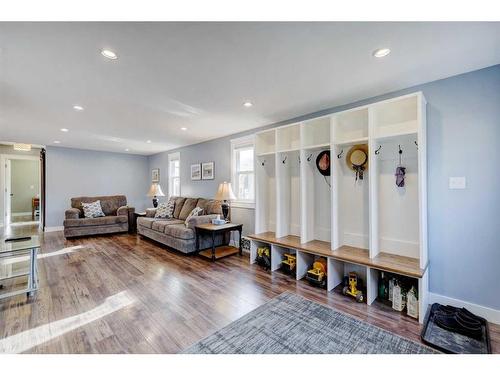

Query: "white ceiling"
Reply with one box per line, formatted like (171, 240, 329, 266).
(0, 22, 499, 155)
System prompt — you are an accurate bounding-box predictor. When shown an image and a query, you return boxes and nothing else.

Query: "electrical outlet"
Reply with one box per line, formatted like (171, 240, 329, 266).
(449, 177, 466, 189)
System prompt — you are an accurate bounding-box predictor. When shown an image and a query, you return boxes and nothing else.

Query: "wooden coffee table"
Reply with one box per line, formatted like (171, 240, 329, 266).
(195, 223, 243, 261)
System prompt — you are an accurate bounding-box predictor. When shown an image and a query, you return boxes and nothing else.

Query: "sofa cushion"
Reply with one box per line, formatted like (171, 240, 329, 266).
(205, 199, 223, 215)
(155, 197, 175, 219)
(81, 200, 105, 218)
(173, 197, 186, 219)
(64, 215, 127, 228)
(151, 219, 184, 232)
(163, 224, 195, 240)
(137, 217, 156, 228)
(71, 195, 127, 217)
(196, 198, 208, 213)
(179, 198, 199, 220)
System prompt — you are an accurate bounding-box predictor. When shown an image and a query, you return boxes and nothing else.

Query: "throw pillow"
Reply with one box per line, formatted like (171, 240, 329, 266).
(81, 200, 105, 218)
(185, 206, 203, 227)
(155, 198, 175, 218)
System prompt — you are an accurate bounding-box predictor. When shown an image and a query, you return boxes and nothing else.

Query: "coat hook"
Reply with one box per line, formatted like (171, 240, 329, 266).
(298, 155, 301, 164)
(414, 140, 418, 150)
(375, 145, 382, 155)
(307, 154, 312, 162)
(282, 155, 287, 164)
(337, 149, 344, 159)
(398, 144, 403, 154)
(261, 159, 266, 166)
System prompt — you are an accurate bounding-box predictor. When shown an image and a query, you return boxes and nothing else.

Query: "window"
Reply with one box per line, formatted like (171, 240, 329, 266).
(168, 152, 180, 198)
(231, 135, 255, 208)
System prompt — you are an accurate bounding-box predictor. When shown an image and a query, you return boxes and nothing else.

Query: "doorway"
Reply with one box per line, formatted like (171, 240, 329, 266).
(1, 154, 42, 229)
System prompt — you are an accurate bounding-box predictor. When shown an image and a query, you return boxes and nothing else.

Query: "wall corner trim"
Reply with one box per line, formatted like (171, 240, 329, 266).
(44, 226, 64, 233)
(428, 292, 500, 324)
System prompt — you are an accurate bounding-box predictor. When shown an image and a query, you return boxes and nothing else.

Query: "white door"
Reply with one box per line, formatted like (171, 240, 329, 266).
(5, 159, 12, 225)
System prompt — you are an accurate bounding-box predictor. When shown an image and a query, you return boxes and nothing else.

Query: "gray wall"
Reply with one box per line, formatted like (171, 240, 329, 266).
(11, 159, 40, 213)
(46, 146, 150, 227)
(149, 64, 500, 310)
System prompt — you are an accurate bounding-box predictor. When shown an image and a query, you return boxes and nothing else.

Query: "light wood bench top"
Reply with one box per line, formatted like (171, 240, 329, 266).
(247, 232, 426, 278)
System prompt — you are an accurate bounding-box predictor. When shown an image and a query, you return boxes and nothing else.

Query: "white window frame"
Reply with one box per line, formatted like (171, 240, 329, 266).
(168, 152, 181, 198)
(231, 135, 255, 209)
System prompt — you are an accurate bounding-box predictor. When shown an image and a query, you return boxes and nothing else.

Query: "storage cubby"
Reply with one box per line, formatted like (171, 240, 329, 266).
(251, 92, 428, 323)
(272, 246, 297, 276)
(249, 240, 271, 265)
(327, 259, 368, 303)
(276, 124, 301, 152)
(372, 134, 420, 260)
(255, 129, 276, 156)
(372, 94, 419, 139)
(301, 117, 331, 149)
(255, 155, 276, 234)
(331, 142, 369, 251)
(276, 150, 301, 238)
(332, 107, 369, 145)
(300, 148, 331, 243)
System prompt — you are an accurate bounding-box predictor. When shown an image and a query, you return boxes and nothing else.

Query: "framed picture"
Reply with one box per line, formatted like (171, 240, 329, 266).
(151, 168, 160, 182)
(191, 164, 201, 180)
(202, 162, 215, 180)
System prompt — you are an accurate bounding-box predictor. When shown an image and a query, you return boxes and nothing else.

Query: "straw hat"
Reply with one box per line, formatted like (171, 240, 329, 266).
(346, 144, 368, 171)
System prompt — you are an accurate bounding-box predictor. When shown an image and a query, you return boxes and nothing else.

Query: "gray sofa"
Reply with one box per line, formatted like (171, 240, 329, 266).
(137, 197, 229, 254)
(64, 195, 135, 238)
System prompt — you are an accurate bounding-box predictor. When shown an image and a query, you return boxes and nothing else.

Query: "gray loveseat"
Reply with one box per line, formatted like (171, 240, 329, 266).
(64, 195, 135, 238)
(137, 197, 229, 254)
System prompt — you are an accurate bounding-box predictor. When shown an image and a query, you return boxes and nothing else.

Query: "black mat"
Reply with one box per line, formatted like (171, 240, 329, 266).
(421, 303, 491, 354)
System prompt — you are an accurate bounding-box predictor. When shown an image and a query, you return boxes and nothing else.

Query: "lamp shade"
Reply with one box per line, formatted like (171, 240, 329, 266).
(147, 183, 165, 197)
(215, 182, 236, 201)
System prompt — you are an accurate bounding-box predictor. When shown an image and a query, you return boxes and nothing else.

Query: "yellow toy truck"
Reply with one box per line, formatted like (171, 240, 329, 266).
(306, 257, 328, 288)
(256, 246, 271, 270)
(342, 272, 364, 303)
(281, 253, 296, 275)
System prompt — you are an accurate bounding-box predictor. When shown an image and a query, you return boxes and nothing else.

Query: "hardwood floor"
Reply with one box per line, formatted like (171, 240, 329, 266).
(0, 223, 498, 354)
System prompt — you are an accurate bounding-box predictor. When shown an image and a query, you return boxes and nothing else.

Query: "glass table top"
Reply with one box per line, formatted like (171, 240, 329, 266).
(0, 236, 40, 253)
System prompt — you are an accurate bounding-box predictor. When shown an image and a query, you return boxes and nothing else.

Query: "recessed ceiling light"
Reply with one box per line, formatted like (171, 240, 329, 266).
(60, 128, 69, 132)
(53, 140, 61, 144)
(181, 127, 187, 131)
(101, 49, 118, 60)
(125, 148, 130, 152)
(373, 48, 391, 58)
(73, 105, 84, 111)
(146, 140, 152, 143)
(243, 101, 253, 108)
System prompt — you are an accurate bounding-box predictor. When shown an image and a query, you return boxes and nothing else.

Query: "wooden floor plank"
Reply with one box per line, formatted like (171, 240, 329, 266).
(0, 224, 498, 354)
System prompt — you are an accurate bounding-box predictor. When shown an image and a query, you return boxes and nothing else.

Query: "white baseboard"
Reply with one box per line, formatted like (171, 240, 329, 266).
(429, 292, 500, 324)
(12, 212, 32, 217)
(44, 226, 64, 233)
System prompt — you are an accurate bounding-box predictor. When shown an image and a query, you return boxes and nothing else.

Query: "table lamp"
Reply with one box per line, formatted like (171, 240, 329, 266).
(147, 183, 165, 208)
(215, 181, 236, 221)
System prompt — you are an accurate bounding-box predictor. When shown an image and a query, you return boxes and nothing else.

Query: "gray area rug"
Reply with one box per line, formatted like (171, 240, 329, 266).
(184, 292, 436, 354)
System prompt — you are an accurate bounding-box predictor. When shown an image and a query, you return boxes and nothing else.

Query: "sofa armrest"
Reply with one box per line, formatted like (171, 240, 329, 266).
(65, 208, 81, 220)
(186, 214, 218, 229)
(146, 208, 157, 218)
(117, 205, 134, 216)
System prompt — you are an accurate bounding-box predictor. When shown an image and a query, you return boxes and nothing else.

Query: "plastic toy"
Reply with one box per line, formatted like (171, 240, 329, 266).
(342, 272, 364, 303)
(281, 253, 296, 275)
(306, 257, 328, 288)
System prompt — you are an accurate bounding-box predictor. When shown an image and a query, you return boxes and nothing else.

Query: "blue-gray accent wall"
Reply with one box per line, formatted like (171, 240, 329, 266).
(149, 65, 500, 310)
(46, 146, 150, 227)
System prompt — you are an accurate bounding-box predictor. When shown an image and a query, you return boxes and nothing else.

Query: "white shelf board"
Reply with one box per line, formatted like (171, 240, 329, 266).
(374, 129, 417, 142)
(301, 142, 331, 151)
(276, 147, 301, 153)
(257, 151, 276, 157)
(334, 137, 368, 146)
